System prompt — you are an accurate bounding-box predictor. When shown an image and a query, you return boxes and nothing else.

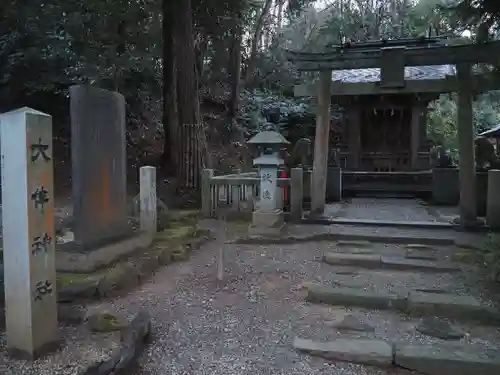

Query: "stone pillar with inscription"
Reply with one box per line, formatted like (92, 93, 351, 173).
(0, 108, 59, 359)
(247, 130, 290, 236)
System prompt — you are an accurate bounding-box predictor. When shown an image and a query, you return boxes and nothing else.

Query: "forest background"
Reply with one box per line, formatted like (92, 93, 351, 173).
(1, 0, 499, 205)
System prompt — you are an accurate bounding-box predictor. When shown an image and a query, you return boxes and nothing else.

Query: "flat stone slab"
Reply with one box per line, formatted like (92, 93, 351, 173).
(333, 314, 375, 333)
(407, 292, 500, 324)
(394, 343, 500, 375)
(415, 316, 464, 340)
(323, 253, 461, 273)
(305, 284, 402, 310)
(326, 218, 453, 229)
(323, 253, 382, 268)
(305, 285, 500, 324)
(335, 240, 373, 248)
(294, 337, 393, 367)
(381, 256, 461, 273)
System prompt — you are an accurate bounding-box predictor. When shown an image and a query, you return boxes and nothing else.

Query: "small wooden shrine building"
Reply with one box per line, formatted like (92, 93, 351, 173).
(285, 37, 500, 226)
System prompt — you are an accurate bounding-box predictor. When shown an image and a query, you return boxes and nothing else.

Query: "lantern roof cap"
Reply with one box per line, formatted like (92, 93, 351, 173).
(248, 130, 289, 145)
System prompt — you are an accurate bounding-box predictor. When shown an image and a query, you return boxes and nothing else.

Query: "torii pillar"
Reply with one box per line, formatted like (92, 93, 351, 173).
(456, 63, 477, 226)
(310, 70, 332, 216)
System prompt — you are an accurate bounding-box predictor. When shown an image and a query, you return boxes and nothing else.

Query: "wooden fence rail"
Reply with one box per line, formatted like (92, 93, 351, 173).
(201, 168, 309, 221)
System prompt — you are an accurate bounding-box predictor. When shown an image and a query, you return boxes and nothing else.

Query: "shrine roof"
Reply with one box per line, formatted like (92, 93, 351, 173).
(331, 65, 455, 83)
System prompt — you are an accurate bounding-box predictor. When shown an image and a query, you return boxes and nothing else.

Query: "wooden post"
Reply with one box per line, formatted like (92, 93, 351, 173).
(410, 104, 421, 169)
(231, 168, 241, 211)
(311, 70, 332, 216)
(456, 63, 477, 224)
(0, 108, 59, 359)
(347, 106, 361, 169)
(201, 169, 214, 217)
(290, 167, 304, 222)
(139, 166, 157, 233)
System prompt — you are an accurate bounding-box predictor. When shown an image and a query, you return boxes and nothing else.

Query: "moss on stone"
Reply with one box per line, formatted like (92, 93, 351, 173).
(156, 224, 196, 242)
(87, 311, 125, 333)
(171, 244, 189, 262)
(57, 273, 93, 289)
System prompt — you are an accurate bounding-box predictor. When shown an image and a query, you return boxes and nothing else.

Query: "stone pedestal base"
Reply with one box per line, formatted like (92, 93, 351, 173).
(432, 167, 459, 205)
(487, 169, 500, 229)
(327, 166, 342, 202)
(249, 209, 285, 236)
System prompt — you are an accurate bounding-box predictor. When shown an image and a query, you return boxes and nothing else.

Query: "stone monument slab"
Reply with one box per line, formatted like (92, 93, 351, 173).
(69, 85, 130, 250)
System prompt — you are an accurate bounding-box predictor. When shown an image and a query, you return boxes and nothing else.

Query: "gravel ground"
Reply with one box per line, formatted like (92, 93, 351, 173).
(85, 230, 499, 375)
(1, 220, 497, 375)
(0, 325, 121, 375)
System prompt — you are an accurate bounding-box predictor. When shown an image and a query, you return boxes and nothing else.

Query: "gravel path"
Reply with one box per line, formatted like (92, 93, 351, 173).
(0, 326, 120, 375)
(86, 231, 499, 375)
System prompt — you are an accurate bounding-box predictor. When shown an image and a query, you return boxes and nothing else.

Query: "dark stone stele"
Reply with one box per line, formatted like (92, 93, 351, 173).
(69, 85, 130, 252)
(81, 311, 152, 375)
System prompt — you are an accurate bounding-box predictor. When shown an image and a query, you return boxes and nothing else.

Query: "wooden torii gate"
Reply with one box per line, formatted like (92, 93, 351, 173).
(285, 38, 500, 227)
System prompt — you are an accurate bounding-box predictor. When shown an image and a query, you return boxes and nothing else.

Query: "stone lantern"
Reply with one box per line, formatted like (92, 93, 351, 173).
(247, 130, 290, 235)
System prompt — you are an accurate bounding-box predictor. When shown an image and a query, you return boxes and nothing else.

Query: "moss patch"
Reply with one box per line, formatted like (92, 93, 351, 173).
(87, 311, 125, 333)
(57, 273, 94, 289)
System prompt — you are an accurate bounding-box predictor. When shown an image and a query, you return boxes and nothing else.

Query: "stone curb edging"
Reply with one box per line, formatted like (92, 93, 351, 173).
(57, 230, 214, 303)
(232, 232, 455, 246)
(322, 253, 462, 273)
(305, 284, 500, 325)
(301, 217, 454, 229)
(80, 311, 152, 375)
(293, 337, 500, 375)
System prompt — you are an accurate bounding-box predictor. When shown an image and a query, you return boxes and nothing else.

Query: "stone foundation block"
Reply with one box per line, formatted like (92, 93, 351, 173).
(394, 343, 500, 375)
(294, 338, 393, 367)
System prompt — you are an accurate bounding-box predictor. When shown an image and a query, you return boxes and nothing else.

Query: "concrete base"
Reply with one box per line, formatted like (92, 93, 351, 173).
(56, 231, 154, 273)
(248, 209, 285, 236)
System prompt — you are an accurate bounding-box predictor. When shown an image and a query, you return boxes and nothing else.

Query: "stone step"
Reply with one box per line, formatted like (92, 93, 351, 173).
(293, 337, 393, 367)
(322, 252, 461, 273)
(305, 284, 500, 324)
(294, 337, 500, 375)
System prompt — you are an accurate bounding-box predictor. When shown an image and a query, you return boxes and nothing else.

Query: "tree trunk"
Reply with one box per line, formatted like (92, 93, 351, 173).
(228, 15, 242, 120)
(245, 0, 273, 85)
(162, 0, 178, 175)
(173, 0, 204, 192)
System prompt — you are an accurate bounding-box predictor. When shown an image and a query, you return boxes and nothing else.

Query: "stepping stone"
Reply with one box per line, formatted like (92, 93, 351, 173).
(394, 342, 500, 375)
(335, 270, 359, 276)
(405, 244, 435, 251)
(407, 292, 499, 324)
(416, 316, 465, 340)
(381, 256, 461, 273)
(336, 240, 372, 248)
(305, 284, 403, 310)
(333, 314, 375, 333)
(294, 337, 393, 367)
(414, 288, 450, 294)
(336, 247, 374, 255)
(323, 253, 382, 268)
(405, 249, 438, 261)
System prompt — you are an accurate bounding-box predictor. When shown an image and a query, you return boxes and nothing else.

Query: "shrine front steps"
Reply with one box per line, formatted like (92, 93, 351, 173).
(293, 337, 500, 375)
(304, 284, 500, 325)
(322, 252, 462, 273)
(232, 224, 486, 247)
